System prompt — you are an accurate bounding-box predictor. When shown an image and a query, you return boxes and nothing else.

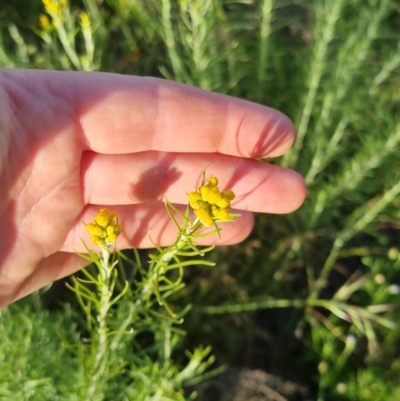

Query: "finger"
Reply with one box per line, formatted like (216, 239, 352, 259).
(82, 151, 306, 213)
(79, 75, 295, 157)
(6, 70, 295, 158)
(62, 203, 254, 252)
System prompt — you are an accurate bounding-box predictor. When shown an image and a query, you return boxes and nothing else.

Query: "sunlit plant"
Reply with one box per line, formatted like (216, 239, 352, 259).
(65, 169, 238, 399)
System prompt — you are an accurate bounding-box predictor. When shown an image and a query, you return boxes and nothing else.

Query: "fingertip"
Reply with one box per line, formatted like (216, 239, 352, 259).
(285, 169, 307, 213)
(268, 111, 296, 157)
(228, 100, 296, 159)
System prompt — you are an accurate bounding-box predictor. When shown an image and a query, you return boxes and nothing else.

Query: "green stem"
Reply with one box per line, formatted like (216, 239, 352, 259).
(85, 247, 113, 401)
(203, 298, 306, 314)
(139, 219, 203, 317)
(161, 0, 191, 83)
(310, 178, 400, 300)
(256, 0, 274, 103)
(54, 18, 82, 70)
(283, 0, 345, 168)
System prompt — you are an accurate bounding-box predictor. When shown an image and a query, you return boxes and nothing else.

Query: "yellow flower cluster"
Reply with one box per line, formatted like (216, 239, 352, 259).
(188, 176, 236, 226)
(85, 208, 122, 247)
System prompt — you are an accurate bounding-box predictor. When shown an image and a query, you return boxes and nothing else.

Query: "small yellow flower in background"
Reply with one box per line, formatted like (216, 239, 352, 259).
(188, 175, 238, 227)
(85, 208, 122, 247)
(79, 12, 91, 29)
(39, 14, 52, 32)
(42, 0, 67, 17)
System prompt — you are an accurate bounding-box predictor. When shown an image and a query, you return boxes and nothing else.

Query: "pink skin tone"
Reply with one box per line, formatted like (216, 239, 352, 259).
(0, 69, 306, 308)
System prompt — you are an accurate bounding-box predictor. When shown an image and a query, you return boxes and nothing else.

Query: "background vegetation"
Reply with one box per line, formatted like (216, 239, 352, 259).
(1, 0, 399, 400)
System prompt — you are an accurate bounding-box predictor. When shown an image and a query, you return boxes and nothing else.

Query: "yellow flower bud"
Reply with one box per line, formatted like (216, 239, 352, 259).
(208, 176, 218, 187)
(194, 205, 214, 227)
(90, 235, 104, 246)
(106, 225, 115, 235)
(211, 206, 231, 221)
(79, 12, 90, 28)
(200, 185, 220, 205)
(42, 0, 67, 16)
(95, 209, 110, 227)
(222, 190, 235, 201)
(188, 191, 202, 209)
(85, 223, 103, 236)
(43, 0, 61, 15)
(105, 233, 118, 244)
(216, 196, 230, 209)
(39, 14, 52, 32)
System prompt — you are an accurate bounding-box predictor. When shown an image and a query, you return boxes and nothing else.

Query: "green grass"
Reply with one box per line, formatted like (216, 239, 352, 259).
(1, 0, 400, 400)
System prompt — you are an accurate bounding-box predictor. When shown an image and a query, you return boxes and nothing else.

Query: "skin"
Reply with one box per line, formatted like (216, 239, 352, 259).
(0, 69, 306, 308)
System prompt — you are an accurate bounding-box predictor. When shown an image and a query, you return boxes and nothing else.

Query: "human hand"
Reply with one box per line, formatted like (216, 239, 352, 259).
(0, 69, 306, 307)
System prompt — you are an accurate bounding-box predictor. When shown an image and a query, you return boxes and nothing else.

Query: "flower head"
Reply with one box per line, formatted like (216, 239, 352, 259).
(85, 208, 121, 247)
(188, 174, 238, 227)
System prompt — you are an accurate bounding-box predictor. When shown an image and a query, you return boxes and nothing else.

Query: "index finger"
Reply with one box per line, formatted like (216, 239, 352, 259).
(80, 74, 295, 157)
(12, 70, 295, 157)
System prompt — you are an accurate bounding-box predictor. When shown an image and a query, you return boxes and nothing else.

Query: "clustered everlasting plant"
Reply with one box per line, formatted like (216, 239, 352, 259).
(78, 170, 239, 317)
(188, 175, 237, 227)
(85, 208, 122, 247)
(64, 171, 238, 399)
